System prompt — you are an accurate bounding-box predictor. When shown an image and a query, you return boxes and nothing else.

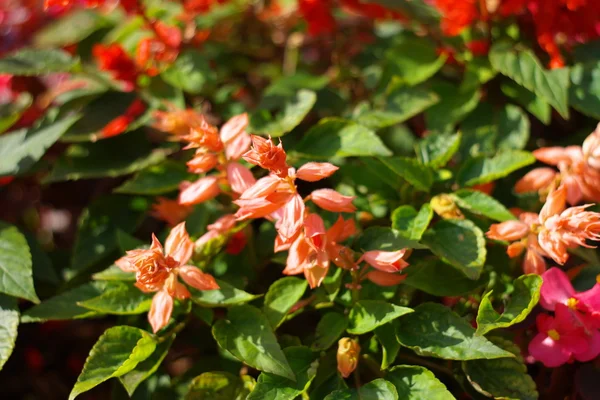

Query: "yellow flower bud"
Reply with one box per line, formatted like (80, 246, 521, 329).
(337, 337, 360, 378)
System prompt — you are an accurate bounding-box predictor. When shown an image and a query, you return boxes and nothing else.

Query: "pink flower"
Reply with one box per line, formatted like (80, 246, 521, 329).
(178, 176, 221, 206)
(296, 162, 339, 182)
(310, 189, 356, 213)
(529, 304, 600, 367)
(220, 113, 251, 161)
(243, 135, 289, 177)
(365, 270, 407, 286)
(116, 223, 218, 332)
(514, 167, 557, 196)
(539, 268, 600, 322)
(358, 249, 410, 273)
(226, 162, 256, 194)
(583, 123, 600, 170)
(187, 153, 219, 174)
(486, 220, 530, 241)
(196, 214, 237, 247)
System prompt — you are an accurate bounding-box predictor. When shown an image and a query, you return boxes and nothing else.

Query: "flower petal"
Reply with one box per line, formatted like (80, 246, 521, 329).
(148, 290, 173, 333)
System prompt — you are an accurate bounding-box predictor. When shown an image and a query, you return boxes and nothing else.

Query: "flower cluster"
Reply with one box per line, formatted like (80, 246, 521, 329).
(515, 125, 600, 205)
(116, 222, 219, 332)
(487, 184, 600, 274)
(529, 268, 600, 367)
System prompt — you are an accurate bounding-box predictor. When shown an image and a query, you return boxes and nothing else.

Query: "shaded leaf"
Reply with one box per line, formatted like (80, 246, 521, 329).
(404, 259, 488, 296)
(0, 295, 19, 370)
(115, 160, 193, 195)
(69, 326, 157, 400)
(425, 82, 480, 132)
(489, 43, 569, 118)
(356, 227, 427, 252)
(0, 48, 78, 75)
(212, 305, 295, 380)
(295, 118, 391, 159)
(451, 189, 515, 222)
(476, 274, 542, 336)
(416, 132, 461, 168)
(457, 150, 536, 187)
(78, 282, 153, 315)
(387, 365, 455, 400)
(161, 49, 214, 94)
(0, 221, 38, 303)
(570, 62, 600, 119)
(378, 157, 434, 192)
(263, 277, 307, 329)
(185, 371, 249, 400)
(250, 90, 317, 137)
(348, 300, 413, 335)
(190, 279, 260, 308)
(497, 105, 530, 151)
(422, 219, 487, 280)
(375, 321, 400, 369)
(34, 9, 108, 48)
(462, 337, 538, 400)
(324, 378, 398, 400)
(501, 81, 551, 125)
(396, 303, 514, 360)
(391, 204, 433, 241)
(311, 312, 348, 351)
(384, 36, 446, 86)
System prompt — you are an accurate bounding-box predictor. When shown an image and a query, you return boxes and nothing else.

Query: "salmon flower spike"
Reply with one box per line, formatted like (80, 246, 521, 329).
(337, 338, 360, 378)
(187, 153, 219, 174)
(116, 223, 218, 332)
(243, 135, 289, 177)
(358, 249, 410, 273)
(538, 185, 600, 265)
(226, 162, 256, 195)
(151, 197, 192, 226)
(178, 176, 221, 206)
(583, 123, 600, 170)
(153, 109, 205, 137)
(296, 162, 339, 182)
(310, 189, 356, 213)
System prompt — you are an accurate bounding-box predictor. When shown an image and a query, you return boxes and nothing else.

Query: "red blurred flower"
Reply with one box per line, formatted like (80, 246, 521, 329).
(101, 98, 146, 138)
(434, 0, 478, 36)
(93, 44, 139, 90)
(298, 0, 336, 36)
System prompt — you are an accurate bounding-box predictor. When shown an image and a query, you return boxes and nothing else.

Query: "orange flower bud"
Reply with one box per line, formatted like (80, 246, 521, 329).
(337, 338, 360, 378)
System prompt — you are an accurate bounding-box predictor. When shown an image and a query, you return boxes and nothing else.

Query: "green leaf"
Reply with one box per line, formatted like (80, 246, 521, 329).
(489, 43, 569, 118)
(311, 312, 348, 351)
(185, 371, 249, 400)
(190, 279, 260, 307)
(0, 295, 19, 370)
(161, 49, 214, 94)
(78, 282, 153, 315)
(462, 337, 538, 400)
(119, 336, 174, 397)
(0, 115, 80, 177)
(375, 321, 400, 369)
(396, 303, 514, 360)
(363, 0, 440, 24)
(0, 48, 78, 75)
(0, 92, 32, 134)
(348, 300, 413, 335)
(212, 305, 295, 380)
(92, 265, 136, 281)
(294, 118, 391, 159)
(69, 326, 157, 400)
(115, 159, 193, 195)
(386, 365, 456, 400)
(462, 57, 497, 92)
(356, 227, 427, 252)
(497, 105, 530, 151)
(250, 90, 317, 137)
(45, 131, 174, 182)
(25, 232, 60, 285)
(476, 274, 542, 336)
(416, 132, 461, 168)
(324, 378, 399, 400)
(378, 157, 434, 192)
(21, 283, 104, 323)
(570, 62, 600, 119)
(34, 9, 109, 48)
(425, 82, 480, 132)
(501, 81, 551, 125)
(384, 36, 446, 86)
(457, 150, 536, 187)
(391, 204, 433, 241)
(355, 86, 439, 130)
(422, 219, 486, 279)
(263, 277, 307, 329)
(71, 195, 148, 273)
(248, 346, 319, 400)
(0, 222, 38, 303)
(451, 189, 515, 222)
(403, 259, 488, 296)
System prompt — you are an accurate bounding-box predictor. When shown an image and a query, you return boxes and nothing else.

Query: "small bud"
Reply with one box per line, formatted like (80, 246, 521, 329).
(430, 194, 463, 220)
(337, 338, 360, 378)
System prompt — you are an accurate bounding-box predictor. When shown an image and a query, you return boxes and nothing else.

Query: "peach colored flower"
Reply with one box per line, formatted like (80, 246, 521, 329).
(337, 338, 360, 378)
(310, 189, 357, 213)
(365, 270, 407, 286)
(116, 223, 219, 332)
(187, 153, 219, 174)
(151, 197, 192, 226)
(514, 168, 558, 196)
(296, 162, 339, 182)
(583, 123, 600, 170)
(243, 135, 289, 178)
(538, 185, 600, 265)
(283, 214, 356, 288)
(226, 162, 256, 195)
(153, 109, 204, 137)
(178, 176, 221, 206)
(182, 119, 224, 153)
(358, 249, 410, 273)
(196, 214, 237, 248)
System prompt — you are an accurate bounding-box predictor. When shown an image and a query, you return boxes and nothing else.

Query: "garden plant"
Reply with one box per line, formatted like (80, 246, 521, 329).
(2, 0, 600, 399)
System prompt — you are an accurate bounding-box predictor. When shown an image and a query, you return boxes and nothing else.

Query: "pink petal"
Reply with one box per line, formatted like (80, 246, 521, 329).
(310, 189, 356, 213)
(277, 194, 305, 241)
(227, 162, 256, 194)
(225, 132, 252, 161)
(283, 235, 311, 276)
(539, 185, 567, 224)
(366, 270, 407, 286)
(486, 220, 529, 241)
(296, 162, 339, 182)
(540, 268, 576, 311)
(165, 222, 193, 264)
(304, 264, 328, 288)
(148, 290, 173, 333)
(178, 176, 220, 206)
(239, 174, 281, 200)
(528, 332, 572, 367)
(220, 113, 248, 144)
(359, 249, 409, 273)
(573, 330, 600, 362)
(178, 266, 219, 291)
(514, 168, 557, 194)
(304, 213, 326, 239)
